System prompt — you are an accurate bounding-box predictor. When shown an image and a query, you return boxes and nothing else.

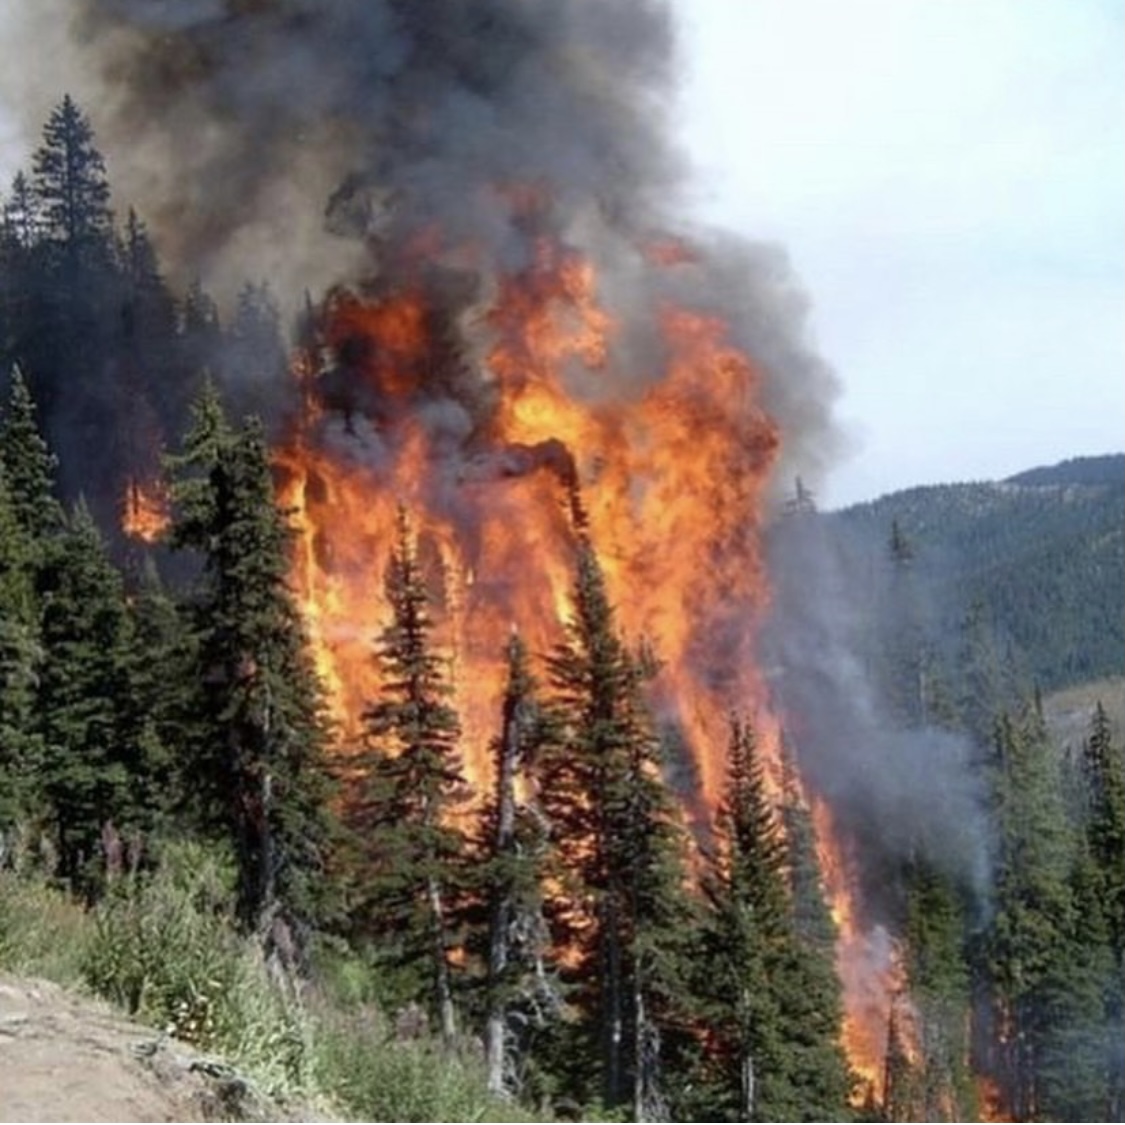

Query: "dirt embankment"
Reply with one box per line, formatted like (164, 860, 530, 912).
(0, 974, 308, 1123)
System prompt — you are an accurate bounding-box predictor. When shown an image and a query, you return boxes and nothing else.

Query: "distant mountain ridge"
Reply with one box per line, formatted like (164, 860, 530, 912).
(828, 454, 1125, 692)
(1005, 453, 1124, 489)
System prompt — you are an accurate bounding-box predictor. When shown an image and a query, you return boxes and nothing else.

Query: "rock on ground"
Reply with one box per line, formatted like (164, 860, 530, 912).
(0, 974, 305, 1123)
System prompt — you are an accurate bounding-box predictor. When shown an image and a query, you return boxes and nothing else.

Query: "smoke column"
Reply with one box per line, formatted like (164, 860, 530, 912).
(0, 0, 840, 489)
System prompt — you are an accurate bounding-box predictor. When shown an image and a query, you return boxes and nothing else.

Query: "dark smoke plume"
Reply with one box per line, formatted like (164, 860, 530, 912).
(0, 0, 841, 488)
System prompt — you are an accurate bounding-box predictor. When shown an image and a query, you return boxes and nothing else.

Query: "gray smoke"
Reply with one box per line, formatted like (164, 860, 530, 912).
(0, 0, 841, 490)
(763, 509, 991, 906)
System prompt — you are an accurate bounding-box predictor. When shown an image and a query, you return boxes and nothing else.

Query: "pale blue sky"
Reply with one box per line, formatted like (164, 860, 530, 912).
(674, 0, 1124, 506)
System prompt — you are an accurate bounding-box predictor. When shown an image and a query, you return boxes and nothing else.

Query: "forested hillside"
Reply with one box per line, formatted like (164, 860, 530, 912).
(829, 456, 1125, 691)
(2, 91, 1123, 1124)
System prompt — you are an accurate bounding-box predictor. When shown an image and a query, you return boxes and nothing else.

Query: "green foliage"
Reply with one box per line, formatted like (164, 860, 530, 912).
(902, 859, 974, 1119)
(351, 507, 469, 1042)
(167, 389, 335, 935)
(539, 538, 697, 1116)
(0, 366, 61, 538)
(36, 501, 140, 893)
(0, 869, 91, 982)
(80, 839, 313, 1095)
(0, 465, 43, 834)
(691, 717, 851, 1122)
(833, 457, 1125, 693)
(31, 94, 113, 255)
(313, 1010, 548, 1123)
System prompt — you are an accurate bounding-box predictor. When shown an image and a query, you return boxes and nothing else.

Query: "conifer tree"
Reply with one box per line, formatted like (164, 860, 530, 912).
(1079, 702, 1125, 1117)
(168, 388, 333, 940)
(0, 366, 62, 540)
(901, 857, 973, 1120)
(2, 171, 41, 251)
(0, 466, 43, 841)
(354, 507, 469, 1045)
(31, 95, 113, 262)
(479, 631, 557, 1098)
(1082, 702, 1125, 966)
(119, 561, 194, 836)
(539, 537, 696, 1116)
(35, 501, 136, 893)
(694, 717, 852, 1122)
(981, 708, 1076, 1119)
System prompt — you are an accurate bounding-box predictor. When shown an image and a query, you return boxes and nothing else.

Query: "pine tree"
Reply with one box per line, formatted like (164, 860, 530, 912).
(353, 507, 469, 1045)
(901, 857, 973, 1120)
(0, 366, 62, 539)
(35, 501, 136, 894)
(31, 95, 113, 260)
(695, 716, 789, 1122)
(1079, 702, 1125, 1117)
(1082, 702, 1125, 966)
(0, 465, 43, 842)
(981, 708, 1077, 1120)
(2, 171, 42, 251)
(168, 389, 333, 940)
(120, 561, 194, 836)
(694, 718, 852, 1122)
(539, 537, 696, 1116)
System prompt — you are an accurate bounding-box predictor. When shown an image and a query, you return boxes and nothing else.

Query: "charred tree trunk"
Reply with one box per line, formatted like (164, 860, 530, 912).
(428, 873, 457, 1047)
(602, 893, 624, 1109)
(485, 684, 522, 1097)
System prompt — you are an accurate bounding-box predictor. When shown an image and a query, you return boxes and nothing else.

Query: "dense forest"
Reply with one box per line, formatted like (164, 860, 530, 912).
(2, 98, 1123, 1124)
(829, 456, 1125, 692)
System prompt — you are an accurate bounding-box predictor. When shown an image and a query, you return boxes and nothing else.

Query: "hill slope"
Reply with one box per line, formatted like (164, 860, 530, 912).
(828, 454, 1125, 691)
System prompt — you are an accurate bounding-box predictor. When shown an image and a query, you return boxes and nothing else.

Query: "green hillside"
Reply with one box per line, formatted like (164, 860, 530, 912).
(829, 454, 1125, 692)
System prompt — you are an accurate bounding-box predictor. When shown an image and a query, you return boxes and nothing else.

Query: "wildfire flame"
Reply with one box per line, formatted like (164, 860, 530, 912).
(122, 478, 171, 544)
(274, 227, 781, 808)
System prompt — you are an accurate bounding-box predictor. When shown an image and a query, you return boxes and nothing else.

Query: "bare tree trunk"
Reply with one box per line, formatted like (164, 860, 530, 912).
(485, 693, 521, 1096)
(428, 874, 457, 1047)
(603, 894, 624, 1109)
(739, 988, 755, 1123)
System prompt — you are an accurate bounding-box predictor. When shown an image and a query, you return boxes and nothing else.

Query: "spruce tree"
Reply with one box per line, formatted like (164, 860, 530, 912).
(0, 466, 43, 842)
(353, 507, 469, 1045)
(2, 171, 41, 251)
(0, 366, 62, 540)
(35, 501, 136, 894)
(694, 717, 852, 1122)
(31, 95, 113, 261)
(168, 389, 333, 941)
(539, 537, 696, 1116)
(1079, 702, 1125, 1117)
(1082, 702, 1125, 966)
(901, 857, 973, 1120)
(981, 708, 1077, 1119)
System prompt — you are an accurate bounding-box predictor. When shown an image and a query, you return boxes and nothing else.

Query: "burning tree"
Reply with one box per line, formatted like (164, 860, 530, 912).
(349, 507, 471, 1046)
(535, 532, 698, 1118)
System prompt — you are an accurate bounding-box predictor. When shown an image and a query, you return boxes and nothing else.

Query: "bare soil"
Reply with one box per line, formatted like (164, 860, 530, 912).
(0, 974, 305, 1123)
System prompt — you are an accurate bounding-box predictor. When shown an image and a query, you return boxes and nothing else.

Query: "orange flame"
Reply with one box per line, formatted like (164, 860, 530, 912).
(812, 798, 901, 1105)
(273, 220, 889, 1093)
(122, 478, 171, 544)
(276, 230, 781, 801)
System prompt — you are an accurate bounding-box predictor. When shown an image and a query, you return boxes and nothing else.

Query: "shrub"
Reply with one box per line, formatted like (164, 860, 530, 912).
(79, 840, 311, 1096)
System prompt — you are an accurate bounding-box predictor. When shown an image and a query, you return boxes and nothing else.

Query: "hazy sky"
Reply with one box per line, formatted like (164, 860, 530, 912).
(675, 0, 1125, 506)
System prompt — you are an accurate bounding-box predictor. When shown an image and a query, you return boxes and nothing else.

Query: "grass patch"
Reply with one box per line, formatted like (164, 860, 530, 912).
(0, 841, 554, 1121)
